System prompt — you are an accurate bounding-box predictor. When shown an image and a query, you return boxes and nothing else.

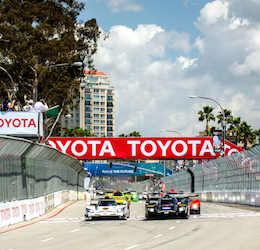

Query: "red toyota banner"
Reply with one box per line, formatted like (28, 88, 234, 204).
(48, 137, 243, 160)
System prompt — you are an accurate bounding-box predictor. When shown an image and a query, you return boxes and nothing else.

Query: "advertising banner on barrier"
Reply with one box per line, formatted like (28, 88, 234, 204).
(48, 137, 243, 160)
(0, 112, 43, 137)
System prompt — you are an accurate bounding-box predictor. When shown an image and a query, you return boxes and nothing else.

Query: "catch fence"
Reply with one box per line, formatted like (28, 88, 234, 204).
(0, 136, 88, 203)
(163, 146, 260, 193)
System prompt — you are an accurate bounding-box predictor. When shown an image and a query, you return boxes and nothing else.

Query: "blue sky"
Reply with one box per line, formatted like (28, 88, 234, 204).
(77, 0, 260, 137)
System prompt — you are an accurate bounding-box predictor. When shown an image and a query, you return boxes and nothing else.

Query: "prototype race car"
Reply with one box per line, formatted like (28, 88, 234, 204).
(189, 197, 201, 214)
(145, 195, 179, 219)
(175, 195, 190, 219)
(124, 191, 138, 202)
(112, 190, 130, 204)
(85, 198, 130, 220)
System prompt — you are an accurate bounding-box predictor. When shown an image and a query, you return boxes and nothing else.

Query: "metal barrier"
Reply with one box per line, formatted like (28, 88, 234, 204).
(0, 135, 88, 203)
(162, 146, 260, 193)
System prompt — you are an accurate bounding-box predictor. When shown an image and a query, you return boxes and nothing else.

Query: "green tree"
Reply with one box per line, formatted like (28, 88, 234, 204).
(253, 129, 260, 146)
(216, 109, 233, 129)
(229, 116, 241, 131)
(129, 131, 141, 137)
(234, 121, 255, 150)
(63, 126, 96, 137)
(0, 0, 100, 110)
(198, 106, 215, 136)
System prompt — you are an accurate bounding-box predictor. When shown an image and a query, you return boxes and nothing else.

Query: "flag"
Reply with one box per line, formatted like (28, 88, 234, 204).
(46, 105, 59, 118)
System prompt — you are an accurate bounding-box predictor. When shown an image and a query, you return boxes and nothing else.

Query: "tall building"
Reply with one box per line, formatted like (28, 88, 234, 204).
(60, 71, 115, 137)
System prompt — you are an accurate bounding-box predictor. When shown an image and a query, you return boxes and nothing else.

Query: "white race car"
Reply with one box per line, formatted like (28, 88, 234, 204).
(85, 198, 130, 220)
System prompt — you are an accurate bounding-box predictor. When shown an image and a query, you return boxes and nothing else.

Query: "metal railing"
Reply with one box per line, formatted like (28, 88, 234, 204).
(0, 136, 88, 202)
(163, 146, 260, 193)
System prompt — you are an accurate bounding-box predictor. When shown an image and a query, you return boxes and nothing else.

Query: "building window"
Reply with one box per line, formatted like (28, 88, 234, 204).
(87, 76, 98, 82)
(94, 133, 99, 136)
(94, 114, 99, 118)
(107, 114, 113, 119)
(107, 127, 113, 131)
(100, 96, 105, 101)
(85, 126, 90, 130)
(101, 127, 105, 131)
(85, 113, 91, 118)
(100, 89, 105, 94)
(94, 108, 99, 113)
(94, 89, 99, 93)
(94, 126, 99, 131)
(85, 89, 91, 94)
(85, 101, 91, 106)
(107, 121, 113, 125)
(76, 113, 79, 118)
(107, 102, 113, 107)
(107, 133, 113, 137)
(101, 102, 105, 107)
(71, 120, 73, 124)
(65, 120, 68, 125)
(85, 107, 91, 112)
(100, 114, 105, 119)
(108, 90, 113, 95)
(85, 120, 91, 124)
(93, 95, 99, 100)
(107, 96, 113, 101)
(94, 101, 99, 106)
(85, 95, 90, 99)
(100, 108, 105, 113)
(101, 133, 105, 137)
(101, 120, 105, 125)
(100, 78, 106, 83)
(108, 108, 113, 113)
(94, 120, 99, 125)
(76, 120, 79, 125)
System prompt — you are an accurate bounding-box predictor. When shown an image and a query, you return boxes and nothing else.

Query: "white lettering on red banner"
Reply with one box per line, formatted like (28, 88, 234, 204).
(48, 138, 243, 160)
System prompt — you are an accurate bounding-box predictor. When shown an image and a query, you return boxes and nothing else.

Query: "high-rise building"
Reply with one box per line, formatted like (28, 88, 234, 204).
(60, 71, 115, 137)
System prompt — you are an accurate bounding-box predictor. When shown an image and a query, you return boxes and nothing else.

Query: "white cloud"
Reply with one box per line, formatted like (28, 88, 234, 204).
(91, 0, 260, 137)
(105, 0, 142, 12)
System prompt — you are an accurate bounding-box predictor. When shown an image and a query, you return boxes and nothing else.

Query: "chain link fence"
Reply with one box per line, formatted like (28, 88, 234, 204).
(0, 136, 88, 203)
(163, 146, 260, 193)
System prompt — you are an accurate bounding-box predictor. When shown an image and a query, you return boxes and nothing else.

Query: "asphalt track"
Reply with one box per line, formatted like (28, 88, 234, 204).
(1, 199, 260, 250)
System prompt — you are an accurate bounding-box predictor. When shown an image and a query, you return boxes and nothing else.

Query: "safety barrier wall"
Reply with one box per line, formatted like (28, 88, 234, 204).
(0, 190, 85, 228)
(162, 146, 260, 199)
(0, 136, 88, 203)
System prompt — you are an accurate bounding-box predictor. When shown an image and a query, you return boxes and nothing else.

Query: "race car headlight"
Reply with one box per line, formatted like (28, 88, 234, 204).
(148, 208, 154, 212)
(192, 204, 199, 209)
(179, 207, 185, 212)
(87, 209, 94, 213)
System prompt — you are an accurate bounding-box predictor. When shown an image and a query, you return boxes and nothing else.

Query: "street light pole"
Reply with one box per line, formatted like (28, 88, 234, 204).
(34, 62, 83, 102)
(189, 95, 226, 157)
(0, 66, 16, 100)
(161, 129, 183, 137)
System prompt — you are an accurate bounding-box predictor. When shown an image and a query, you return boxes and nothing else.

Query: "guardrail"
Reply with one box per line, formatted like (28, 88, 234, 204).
(163, 146, 260, 193)
(0, 135, 88, 203)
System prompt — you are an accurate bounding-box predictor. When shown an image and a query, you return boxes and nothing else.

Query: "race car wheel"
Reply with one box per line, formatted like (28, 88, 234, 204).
(197, 208, 201, 214)
(145, 212, 150, 220)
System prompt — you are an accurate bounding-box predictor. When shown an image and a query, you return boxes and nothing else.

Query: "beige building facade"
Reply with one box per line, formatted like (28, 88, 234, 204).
(60, 71, 115, 137)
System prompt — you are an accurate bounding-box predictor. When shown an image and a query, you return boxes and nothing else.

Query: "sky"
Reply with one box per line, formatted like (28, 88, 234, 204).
(78, 0, 260, 137)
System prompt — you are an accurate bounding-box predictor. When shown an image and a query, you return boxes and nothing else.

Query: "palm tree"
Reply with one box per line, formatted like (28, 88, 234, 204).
(129, 131, 141, 137)
(234, 121, 255, 150)
(216, 109, 233, 129)
(198, 106, 215, 136)
(229, 116, 241, 130)
(253, 129, 260, 146)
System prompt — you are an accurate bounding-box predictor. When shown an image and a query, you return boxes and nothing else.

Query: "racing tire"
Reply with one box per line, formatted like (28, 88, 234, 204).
(145, 212, 151, 220)
(197, 208, 201, 214)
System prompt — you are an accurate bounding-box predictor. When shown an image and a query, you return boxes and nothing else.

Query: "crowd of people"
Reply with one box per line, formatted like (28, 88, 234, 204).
(0, 95, 48, 113)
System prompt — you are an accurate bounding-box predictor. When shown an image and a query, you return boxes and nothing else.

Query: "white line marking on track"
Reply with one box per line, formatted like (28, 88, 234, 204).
(176, 220, 180, 223)
(89, 222, 95, 225)
(41, 237, 54, 242)
(70, 229, 80, 233)
(169, 226, 175, 230)
(125, 244, 139, 249)
(153, 234, 163, 238)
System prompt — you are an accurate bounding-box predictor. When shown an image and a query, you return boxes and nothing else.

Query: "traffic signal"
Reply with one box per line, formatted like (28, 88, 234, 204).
(110, 162, 113, 168)
(134, 165, 137, 172)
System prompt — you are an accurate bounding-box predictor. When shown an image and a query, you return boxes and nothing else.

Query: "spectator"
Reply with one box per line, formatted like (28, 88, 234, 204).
(34, 99, 48, 112)
(7, 99, 16, 111)
(23, 100, 34, 112)
(1, 98, 9, 111)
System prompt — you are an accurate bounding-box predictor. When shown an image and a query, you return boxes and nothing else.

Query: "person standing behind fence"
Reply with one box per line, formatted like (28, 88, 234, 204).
(34, 99, 48, 112)
(23, 100, 34, 112)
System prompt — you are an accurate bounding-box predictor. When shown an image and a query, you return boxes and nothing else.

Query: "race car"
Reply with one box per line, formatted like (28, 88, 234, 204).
(175, 195, 190, 219)
(85, 197, 130, 220)
(124, 191, 138, 202)
(189, 197, 201, 214)
(112, 190, 130, 205)
(139, 191, 148, 200)
(145, 195, 178, 219)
